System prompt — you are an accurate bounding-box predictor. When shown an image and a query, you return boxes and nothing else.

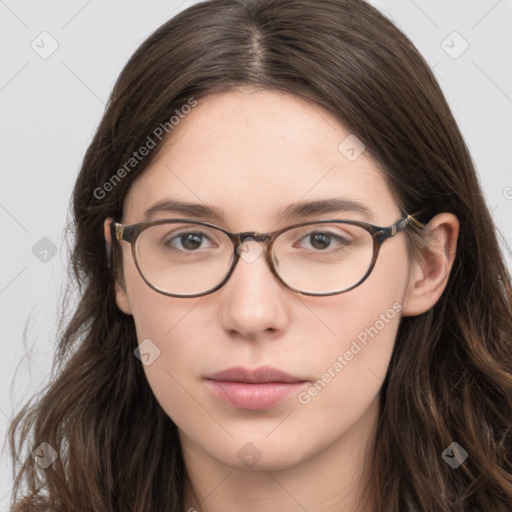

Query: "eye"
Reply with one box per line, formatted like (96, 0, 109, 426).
(296, 230, 352, 251)
(164, 230, 217, 251)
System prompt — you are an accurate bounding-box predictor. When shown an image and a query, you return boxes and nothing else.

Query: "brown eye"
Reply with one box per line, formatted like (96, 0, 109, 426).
(164, 231, 212, 251)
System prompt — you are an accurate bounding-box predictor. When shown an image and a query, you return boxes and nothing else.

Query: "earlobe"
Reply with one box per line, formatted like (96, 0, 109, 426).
(104, 217, 113, 269)
(114, 282, 133, 315)
(401, 213, 459, 317)
(103, 217, 133, 316)
(104, 217, 113, 245)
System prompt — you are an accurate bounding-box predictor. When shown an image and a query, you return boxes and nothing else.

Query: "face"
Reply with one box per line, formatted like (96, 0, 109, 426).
(109, 88, 416, 471)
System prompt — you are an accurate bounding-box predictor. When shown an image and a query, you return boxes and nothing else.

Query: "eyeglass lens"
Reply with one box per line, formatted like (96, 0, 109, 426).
(134, 221, 375, 296)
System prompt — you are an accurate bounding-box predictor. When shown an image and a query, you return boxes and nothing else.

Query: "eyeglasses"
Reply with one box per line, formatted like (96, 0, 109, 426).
(110, 213, 424, 298)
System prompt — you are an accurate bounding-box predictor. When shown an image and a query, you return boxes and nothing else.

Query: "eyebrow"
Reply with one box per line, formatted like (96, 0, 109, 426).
(279, 198, 373, 222)
(144, 197, 374, 223)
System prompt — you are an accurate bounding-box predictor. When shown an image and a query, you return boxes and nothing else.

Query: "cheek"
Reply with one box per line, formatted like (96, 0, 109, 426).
(120, 244, 186, 336)
(297, 299, 401, 410)
(295, 240, 409, 406)
(128, 290, 209, 425)
(121, 254, 210, 416)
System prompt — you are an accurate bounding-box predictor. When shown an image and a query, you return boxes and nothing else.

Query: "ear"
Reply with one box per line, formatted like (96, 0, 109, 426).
(104, 217, 133, 315)
(401, 213, 459, 316)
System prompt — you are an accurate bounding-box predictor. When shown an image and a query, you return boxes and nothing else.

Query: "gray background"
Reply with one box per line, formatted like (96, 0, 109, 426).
(1, 0, 511, 506)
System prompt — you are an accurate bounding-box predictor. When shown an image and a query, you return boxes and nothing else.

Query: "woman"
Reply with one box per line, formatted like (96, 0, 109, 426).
(9, 0, 512, 510)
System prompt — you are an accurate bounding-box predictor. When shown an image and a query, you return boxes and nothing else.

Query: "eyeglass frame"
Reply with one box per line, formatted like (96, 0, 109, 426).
(109, 211, 425, 298)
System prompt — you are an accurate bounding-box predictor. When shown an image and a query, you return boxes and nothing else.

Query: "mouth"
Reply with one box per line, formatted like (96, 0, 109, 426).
(204, 366, 309, 410)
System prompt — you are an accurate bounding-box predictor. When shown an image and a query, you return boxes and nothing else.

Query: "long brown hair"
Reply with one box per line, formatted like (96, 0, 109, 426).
(8, 0, 512, 510)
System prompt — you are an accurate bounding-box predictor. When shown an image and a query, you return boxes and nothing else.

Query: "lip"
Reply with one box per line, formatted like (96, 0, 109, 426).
(207, 366, 306, 384)
(204, 366, 309, 410)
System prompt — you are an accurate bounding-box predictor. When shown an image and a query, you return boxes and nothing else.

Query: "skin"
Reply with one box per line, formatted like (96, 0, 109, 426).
(104, 88, 459, 512)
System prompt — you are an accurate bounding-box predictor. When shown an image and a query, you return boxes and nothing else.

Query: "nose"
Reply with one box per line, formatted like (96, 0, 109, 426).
(217, 238, 291, 339)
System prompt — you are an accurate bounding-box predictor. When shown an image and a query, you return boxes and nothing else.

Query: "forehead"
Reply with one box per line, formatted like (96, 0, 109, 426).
(123, 89, 399, 228)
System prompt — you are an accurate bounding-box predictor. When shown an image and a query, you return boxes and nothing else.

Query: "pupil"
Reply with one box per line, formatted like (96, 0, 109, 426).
(310, 233, 330, 250)
(181, 234, 202, 250)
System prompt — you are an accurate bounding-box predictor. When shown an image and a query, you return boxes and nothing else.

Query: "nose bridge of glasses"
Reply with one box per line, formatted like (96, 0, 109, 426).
(234, 231, 271, 247)
(227, 231, 283, 293)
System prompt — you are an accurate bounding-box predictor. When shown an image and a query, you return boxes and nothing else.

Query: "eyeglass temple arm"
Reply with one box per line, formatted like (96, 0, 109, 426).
(110, 221, 125, 241)
(106, 221, 125, 270)
(397, 212, 426, 232)
(375, 211, 426, 243)
(408, 210, 429, 229)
